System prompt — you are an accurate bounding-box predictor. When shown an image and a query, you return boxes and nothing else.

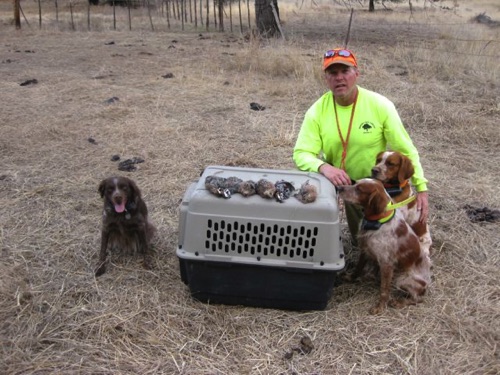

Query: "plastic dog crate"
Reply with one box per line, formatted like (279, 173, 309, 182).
(177, 166, 344, 310)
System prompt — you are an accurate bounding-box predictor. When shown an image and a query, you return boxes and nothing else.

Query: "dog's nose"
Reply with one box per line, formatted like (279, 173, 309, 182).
(371, 168, 379, 176)
(113, 194, 123, 204)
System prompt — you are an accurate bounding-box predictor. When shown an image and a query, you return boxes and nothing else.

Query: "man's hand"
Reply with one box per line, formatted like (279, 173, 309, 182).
(416, 191, 429, 224)
(319, 163, 352, 186)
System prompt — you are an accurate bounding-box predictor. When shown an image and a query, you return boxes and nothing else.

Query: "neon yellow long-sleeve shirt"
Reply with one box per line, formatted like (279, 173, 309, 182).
(293, 86, 428, 192)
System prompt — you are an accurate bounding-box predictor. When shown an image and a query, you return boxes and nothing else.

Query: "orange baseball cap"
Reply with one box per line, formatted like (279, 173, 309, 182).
(322, 49, 358, 71)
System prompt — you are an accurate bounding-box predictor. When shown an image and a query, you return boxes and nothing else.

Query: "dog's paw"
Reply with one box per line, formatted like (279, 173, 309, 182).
(389, 299, 406, 309)
(143, 258, 153, 270)
(342, 270, 361, 282)
(369, 303, 386, 315)
(389, 298, 418, 309)
(342, 273, 357, 282)
(95, 263, 106, 277)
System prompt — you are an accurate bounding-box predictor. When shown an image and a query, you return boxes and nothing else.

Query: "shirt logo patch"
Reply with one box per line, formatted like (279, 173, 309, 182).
(359, 122, 375, 133)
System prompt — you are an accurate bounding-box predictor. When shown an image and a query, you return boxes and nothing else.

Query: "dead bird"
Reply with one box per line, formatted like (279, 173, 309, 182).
(118, 157, 145, 172)
(205, 175, 231, 198)
(274, 180, 295, 203)
(256, 179, 276, 199)
(294, 180, 318, 204)
(224, 176, 243, 197)
(237, 180, 257, 197)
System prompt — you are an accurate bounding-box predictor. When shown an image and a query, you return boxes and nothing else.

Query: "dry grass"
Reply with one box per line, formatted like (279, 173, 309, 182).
(1, 0, 500, 374)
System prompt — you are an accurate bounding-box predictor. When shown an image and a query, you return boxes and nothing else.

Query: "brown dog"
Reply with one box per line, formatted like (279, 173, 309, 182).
(371, 151, 432, 256)
(95, 177, 156, 276)
(338, 178, 431, 314)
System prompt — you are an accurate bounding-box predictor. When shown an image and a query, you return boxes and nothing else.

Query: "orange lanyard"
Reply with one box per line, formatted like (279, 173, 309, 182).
(334, 91, 358, 171)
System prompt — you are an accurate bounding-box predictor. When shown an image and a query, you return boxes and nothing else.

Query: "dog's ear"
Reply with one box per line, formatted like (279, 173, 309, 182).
(127, 178, 142, 202)
(398, 154, 415, 183)
(98, 179, 107, 198)
(367, 188, 387, 215)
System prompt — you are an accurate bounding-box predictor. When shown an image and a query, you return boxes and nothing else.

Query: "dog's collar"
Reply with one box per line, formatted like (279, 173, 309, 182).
(383, 179, 409, 197)
(364, 208, 395, 223)
(123, 202, 136, 219)
(362, 209, 395, 230)
(383, 179, 409, 189)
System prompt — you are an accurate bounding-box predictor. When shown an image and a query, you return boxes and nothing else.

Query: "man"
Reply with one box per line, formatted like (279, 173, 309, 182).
(293, 48, 429, 240)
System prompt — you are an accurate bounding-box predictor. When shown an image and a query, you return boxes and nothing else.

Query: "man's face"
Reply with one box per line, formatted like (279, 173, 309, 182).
(324, 64, 359, 100)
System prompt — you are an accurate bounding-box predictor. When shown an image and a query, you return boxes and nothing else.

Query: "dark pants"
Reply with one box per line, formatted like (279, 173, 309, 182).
(344, 202, 363, 247)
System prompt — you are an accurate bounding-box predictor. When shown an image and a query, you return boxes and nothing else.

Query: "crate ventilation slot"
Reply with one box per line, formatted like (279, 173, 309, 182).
(205, 219, 318, 260)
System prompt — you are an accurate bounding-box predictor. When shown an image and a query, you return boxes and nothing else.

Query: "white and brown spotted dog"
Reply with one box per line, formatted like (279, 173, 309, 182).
(338, 179, 432, 314)
(371, 151, 432, 256)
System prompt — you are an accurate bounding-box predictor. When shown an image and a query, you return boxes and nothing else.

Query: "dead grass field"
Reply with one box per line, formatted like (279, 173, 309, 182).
(1, 0, 500, 374)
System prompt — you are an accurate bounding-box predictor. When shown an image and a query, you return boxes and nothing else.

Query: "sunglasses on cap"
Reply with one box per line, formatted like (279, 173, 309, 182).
(324, 49, 352, 59)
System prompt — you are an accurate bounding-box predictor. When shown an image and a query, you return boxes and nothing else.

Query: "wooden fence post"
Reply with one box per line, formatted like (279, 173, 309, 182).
(181, 0, 184, 30)
(147, 0, 154, 31)
(112, 0, 116, 30)
(229, 1, 232, 32)
(206, 0, 209, 30)
(55, 0, 59, 26)
(247, 0, 250, 29)
(166, 0, 171, 29)
(70, 0, 75, 31)
(37, 0, 42, 29)
(194, 0, 197, 27)
(218, 0, 223, 31)
(238, 0, 243, 33)
(213, 0, 217, 28)
(87, 1, 91, 30)
(199, 0, 203, 25)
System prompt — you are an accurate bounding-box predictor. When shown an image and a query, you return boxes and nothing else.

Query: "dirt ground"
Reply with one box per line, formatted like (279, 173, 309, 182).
(1, 1, 500, 374)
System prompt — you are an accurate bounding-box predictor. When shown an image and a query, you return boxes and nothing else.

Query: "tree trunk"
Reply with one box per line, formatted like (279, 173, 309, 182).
(218, 0, 224, 31)
(255, 0, 279, 37)
(369, 0, 375, 12)
(14, 0, 21, 29)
